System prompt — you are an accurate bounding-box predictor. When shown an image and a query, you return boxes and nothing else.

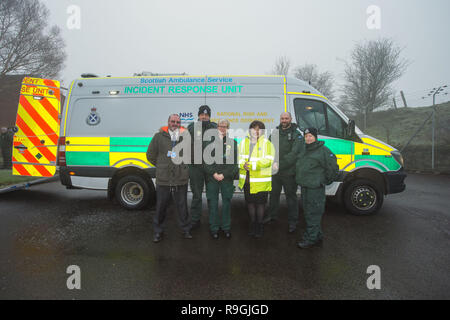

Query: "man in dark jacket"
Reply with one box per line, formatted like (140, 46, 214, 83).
(295, 127, 339, 249)
(147, 114, 192, 243)
(203, 119, 239, 239)
(265, 112, 304, 233)
(187, 105, 217, 229)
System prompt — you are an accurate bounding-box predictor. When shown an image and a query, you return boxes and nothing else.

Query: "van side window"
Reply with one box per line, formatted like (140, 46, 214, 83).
(293, 99, 327, 135)
(326, 105, 346, 139)
(294, 98, 347, 139)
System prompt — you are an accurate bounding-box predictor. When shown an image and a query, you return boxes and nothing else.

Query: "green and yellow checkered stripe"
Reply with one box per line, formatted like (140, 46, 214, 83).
(65, 137, 153, 168)
(323, 137, 401, 173)
(64, 136, 401, 173)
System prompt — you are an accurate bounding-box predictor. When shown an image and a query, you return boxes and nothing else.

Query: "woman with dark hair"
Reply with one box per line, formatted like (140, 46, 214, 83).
(238, 120, 276, 238)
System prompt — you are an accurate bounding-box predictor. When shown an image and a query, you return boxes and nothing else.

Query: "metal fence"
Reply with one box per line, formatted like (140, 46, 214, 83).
(400, 106, 450, 173)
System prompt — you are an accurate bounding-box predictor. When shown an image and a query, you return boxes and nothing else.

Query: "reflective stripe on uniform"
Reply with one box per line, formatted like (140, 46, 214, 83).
(250, 177, 272, 182)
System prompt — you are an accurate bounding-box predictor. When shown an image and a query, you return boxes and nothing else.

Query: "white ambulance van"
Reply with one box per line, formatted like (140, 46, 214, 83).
(11, 75, 406, 215)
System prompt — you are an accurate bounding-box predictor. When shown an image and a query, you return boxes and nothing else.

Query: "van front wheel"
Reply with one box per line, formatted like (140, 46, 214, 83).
(343, 179, 383, 215)
(115, 175, 150, 210)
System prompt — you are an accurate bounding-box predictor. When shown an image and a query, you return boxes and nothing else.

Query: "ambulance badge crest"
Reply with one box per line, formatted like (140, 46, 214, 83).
(87, 107, 101, 126)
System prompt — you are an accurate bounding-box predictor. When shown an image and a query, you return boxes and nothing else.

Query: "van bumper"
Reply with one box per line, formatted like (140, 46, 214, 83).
(59, 166, 156, 188)
(384, 168, 407, 194)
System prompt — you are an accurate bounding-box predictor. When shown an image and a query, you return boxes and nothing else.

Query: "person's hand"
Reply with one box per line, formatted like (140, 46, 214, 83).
(272, 162, 279, 171)
(217, 174, 225, 181)
(244, 162, 250, 171)
(213, 173, 221, 181)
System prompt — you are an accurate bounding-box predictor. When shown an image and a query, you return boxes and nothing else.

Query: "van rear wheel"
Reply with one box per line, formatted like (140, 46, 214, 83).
(343, 179, 383, 215)
(115, 175, 151, 210)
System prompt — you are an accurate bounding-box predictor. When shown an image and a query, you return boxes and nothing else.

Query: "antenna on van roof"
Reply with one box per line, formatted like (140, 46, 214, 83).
(81, 73, 99, 78)
(133, 71, 188, 76)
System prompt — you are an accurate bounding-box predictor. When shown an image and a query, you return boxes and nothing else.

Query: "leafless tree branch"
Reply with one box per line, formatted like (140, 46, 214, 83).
(0, 0, 66, 80)
(339, 38, 409, 129)
(271, 56, 291, 76)
(293, 63, 335, 100)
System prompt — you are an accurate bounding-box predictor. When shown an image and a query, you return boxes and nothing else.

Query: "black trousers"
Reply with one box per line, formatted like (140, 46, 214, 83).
(154, 184, 191, 234)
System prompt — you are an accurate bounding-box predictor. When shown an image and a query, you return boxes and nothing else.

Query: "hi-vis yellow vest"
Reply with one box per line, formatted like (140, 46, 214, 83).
(238, 135, 276, 194)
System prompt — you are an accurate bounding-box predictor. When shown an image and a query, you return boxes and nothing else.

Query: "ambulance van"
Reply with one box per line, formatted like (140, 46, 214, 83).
(11, 75, 406, 215)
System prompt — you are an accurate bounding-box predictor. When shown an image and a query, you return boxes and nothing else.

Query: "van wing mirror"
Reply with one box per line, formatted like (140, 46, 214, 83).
(347, 119, 355, 137)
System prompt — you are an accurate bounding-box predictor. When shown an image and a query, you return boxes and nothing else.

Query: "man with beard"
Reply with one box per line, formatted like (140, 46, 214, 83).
(265, 112, 304, 233)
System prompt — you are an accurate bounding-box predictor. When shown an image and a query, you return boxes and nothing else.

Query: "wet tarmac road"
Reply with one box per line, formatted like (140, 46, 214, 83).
(0, 173, 449, 299)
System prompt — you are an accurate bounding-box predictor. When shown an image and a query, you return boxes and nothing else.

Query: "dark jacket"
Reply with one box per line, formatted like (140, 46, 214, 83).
(295, 140, 339, 188)
(203, 135, 239, 182)
(269, 123, 303, 176)
(146, 126, 189, 186)
(187, 120, 217, 165)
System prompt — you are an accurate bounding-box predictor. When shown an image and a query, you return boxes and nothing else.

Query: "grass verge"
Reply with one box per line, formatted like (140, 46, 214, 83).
(0, 169, 40, 188)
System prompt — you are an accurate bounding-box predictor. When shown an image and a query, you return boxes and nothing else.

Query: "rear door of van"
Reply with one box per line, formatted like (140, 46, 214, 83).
(12, 77, 61, 177)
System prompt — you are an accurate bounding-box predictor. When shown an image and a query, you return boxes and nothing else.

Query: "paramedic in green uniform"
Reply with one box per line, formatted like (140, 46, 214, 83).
(188, 105, 217, 229)
(204, 119, 238, 239)
(296, 127, 339, 249)
(265, 112, 303, 233)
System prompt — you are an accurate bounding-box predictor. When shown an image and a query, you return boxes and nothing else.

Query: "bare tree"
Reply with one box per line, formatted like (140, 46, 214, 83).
(272, 56, 291, 76)
(340, 38, 409, 129)
(0, 0, 66, 80)
(293, 63, 335, 100)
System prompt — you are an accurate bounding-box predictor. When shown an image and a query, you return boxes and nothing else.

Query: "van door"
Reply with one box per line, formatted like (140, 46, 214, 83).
(292, 97, 354, 170)
(12, 77, 61, 177)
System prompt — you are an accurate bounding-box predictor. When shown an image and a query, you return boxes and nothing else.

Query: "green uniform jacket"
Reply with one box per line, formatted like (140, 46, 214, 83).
(203, 135, 239, 182)
(146, 126, 189, 186)
(187, 120, 217, 165)
(269, 123, 303, 176)
(295, 140, 339, 188)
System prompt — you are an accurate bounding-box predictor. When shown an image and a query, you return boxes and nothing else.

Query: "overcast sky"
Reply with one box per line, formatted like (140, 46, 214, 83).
(41, 0, 450, 107)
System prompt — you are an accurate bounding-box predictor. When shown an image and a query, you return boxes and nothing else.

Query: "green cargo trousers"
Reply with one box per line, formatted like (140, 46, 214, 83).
(301, 186, 326, 243)
(267, 174, 299, 226)
(206, 180, 235, 232)
(189, 165, 206, 222)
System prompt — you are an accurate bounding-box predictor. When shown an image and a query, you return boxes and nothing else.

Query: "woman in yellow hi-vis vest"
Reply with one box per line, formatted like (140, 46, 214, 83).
(238, 120, 276, 238)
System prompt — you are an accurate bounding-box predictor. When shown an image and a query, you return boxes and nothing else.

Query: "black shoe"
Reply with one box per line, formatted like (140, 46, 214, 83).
(263, 216, 276, 224)
(223, 230, 231, 239)
(297, 239, 322, 249)
(153, 233, 163, 243)
(211, 232, 219, 239)
(288, 225, 297, 233)
(191, 220, 201, 230)
(183, 231, 193, 239)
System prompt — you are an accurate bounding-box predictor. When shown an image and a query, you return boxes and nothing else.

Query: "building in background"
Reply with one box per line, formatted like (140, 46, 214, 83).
(0, 75, 27, 128)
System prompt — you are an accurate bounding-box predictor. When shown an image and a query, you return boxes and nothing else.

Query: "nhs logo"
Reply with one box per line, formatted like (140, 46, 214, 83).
(179, 112, 194, 123)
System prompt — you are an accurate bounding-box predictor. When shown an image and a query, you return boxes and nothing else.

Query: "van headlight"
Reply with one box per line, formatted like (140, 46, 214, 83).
(391, 150, 404, 167)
